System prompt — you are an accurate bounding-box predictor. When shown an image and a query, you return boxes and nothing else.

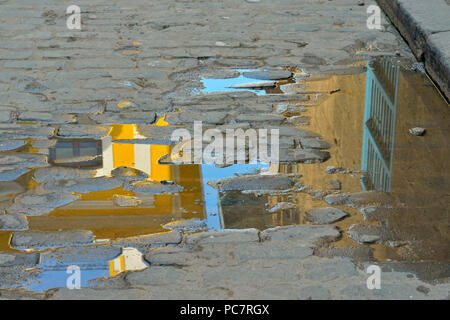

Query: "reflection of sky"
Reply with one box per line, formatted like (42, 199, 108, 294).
(201, 163, 269, 230)
(24, 260, 109, 293)
(199, 69, 266, 95)
(23, 248, 147, 293)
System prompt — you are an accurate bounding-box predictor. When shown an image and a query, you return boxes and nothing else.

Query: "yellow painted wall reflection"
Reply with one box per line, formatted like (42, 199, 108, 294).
(28, 122, 206, 240)
(109, 247, 147, 276)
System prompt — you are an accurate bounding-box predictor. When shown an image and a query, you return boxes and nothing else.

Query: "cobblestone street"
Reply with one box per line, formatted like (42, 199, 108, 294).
(0, 0, 449, 300)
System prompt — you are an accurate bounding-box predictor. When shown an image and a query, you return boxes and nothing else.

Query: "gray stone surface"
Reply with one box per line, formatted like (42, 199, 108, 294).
(43, 177, 123, 194)
(10, 230, 95, 249)
(162, 219, 207, 232)
(0, 124, 54, 139)
(305, 207, 349, 224)
(185, 229, 260, 245)
(0, 140, 26, 152)
(298, 285, 331, 300)
(0, 252, 40, 267)
(111, 166, 148, 181)
(7, 188, 80, 216)
(57, 125, 110, 139)
(0, 153, 48, 168)
(229, 81, 276, 89)
(377, 0, 450, 100)
(18, 112, 76, 124)
(268, 202, 296, 213)
(165, 111, 228, 125)
(377, 0, 450, 58)
(261, 225, 341, 244)
(243, 70, 293, 80)
(218, 174, 295, 191)
(113, 195, 142, 207)
(124, 180, 183, 194)
(0, 268, 39, 290)
(0, 0, 447, 300)
(325, 191, 394, 208)
(125, 267, 187, 286)
(34, 167, 96, 183)
(0, 213, 28, 231)
(348, 224, 382, 244)
(318, 246, 375, 261)
(43, 246, 122, 264)
(0, 182, 25, 201)
(113, 230, 183, 247)
(0, 167, 28, 182)
(425, 31, 450, 101)
(233, 243, 313, 262)
(90, 111, 157, 124)
(279, 148, 330, 163)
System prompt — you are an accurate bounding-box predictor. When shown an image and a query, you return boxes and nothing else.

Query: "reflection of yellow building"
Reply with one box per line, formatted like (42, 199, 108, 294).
(109, 247, 147, 276)
(29, 123, 206, 240)
(97, 123, 172, 181)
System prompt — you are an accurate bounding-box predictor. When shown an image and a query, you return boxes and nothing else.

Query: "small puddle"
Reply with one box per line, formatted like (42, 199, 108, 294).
(197, 68, 295, 95)
(20, 247, 147, 293)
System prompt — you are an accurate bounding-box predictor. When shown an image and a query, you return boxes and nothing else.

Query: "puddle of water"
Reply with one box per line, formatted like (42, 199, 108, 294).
(21, 123, 270, 240)
(20, 247, 147, 293)
(1, 58, 449, 292)
(198, 68, 294, 95)
(281, 59, 450, 262)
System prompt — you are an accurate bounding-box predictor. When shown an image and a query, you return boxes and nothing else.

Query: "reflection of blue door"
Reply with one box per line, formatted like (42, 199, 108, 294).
(361, 60, 399, 192)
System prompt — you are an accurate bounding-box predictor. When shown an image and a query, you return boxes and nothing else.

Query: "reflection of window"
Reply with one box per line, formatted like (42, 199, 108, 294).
(361, 60, 399, 192)
(49, 140, 102, 167)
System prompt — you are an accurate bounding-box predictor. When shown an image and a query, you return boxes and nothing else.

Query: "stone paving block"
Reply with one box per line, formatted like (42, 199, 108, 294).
(123, 180, 183, 194)
(279, 148, 330, 163)
(57, 124, 111, 139)
(305, 207, 349, 224)
(425, 31, 450, 101)
(7, 188, 80, 216)
(113, 230, 183, 247)
(18, 112, 76, 124)
(233, 243, 313, 262)
(261, 225, 341, 244)
(0, 268, 39, 290)
(43, 177, 123, 194)
(0, 213, 28, 231)
(90, 111, 156, 124)
(125, 267, 186, 286)
(10, 230, 95, 249)
(377, 0, 450, 100)
(0, 153, 48, 168)
(377, 0, 450, 58)
(218, 174, 295, 191)
(33, 167, 96, 183)
(0, 252, 40, 267)
(185, 229, 260, 245)
(43, 246, 122, 264)
(0, 140, 26, 152)
(4, 61, 65, 69)
(165, 111, 228, 125)
(0, 124, 54, 139)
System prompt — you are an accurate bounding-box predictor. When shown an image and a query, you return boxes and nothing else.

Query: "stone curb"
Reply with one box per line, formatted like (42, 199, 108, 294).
(376, 0, 450, 100)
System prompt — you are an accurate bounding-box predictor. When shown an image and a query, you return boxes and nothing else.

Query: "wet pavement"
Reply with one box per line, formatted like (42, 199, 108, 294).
(1, 59, 449, 295)
(0, 0, 449, 299)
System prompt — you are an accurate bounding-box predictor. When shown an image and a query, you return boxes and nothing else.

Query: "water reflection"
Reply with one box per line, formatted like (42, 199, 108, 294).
(24, 247, 147, 292)
(272, 59, 449, 262)
(199, 69, 294, 95)
(49, 140, 102, 167)
(39, 123, 271, 236)
(361, 60, 400, 192)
